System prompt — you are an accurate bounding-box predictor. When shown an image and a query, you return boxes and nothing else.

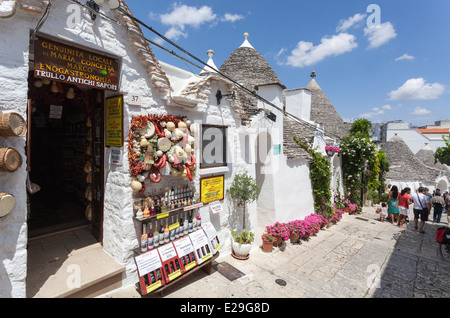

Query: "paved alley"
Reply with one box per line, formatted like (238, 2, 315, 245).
(103, 206, 450, 299)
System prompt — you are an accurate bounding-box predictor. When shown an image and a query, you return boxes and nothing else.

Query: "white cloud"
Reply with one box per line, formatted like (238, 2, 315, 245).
(410, 106, 431, 115)
(395, 53, 415, 62)
(222, 13, 244, 23)
(388, 78, 445, 101)
(336, 13, 366, 32)
(364, 21, 397, 49)
(359, 107, 385, 119)
(160, 4, 217, 28)
(285, 33, 357, 68)
(164, 26, 188, 41)
(382, 104, 392, 110)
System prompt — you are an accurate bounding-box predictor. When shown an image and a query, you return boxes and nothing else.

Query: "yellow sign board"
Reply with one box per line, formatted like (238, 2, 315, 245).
(200, 175, 224, 204)
(105, 95, 123, 147)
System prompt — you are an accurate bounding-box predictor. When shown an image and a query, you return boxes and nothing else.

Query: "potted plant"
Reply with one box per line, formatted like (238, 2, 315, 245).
(228, 172, 261, 259)
(325, 146, 340, 157)
(231, 230, 254, 259)
(261, 232, 276, 252)
(266, 222, 290, 247)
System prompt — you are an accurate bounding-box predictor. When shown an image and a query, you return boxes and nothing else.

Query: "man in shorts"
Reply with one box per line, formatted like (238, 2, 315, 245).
(410, 187, 431, 233)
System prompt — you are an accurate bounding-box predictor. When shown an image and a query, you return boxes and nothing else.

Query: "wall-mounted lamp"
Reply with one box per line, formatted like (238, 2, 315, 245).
(264, 109, 276, 122)
(216, 90, 236, 105)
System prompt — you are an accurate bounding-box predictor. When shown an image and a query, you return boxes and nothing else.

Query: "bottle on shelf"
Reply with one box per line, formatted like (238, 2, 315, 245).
(164, 218, 170, 244)
(196, 212, 201, 230)
(188, 211, 193, 233)
(136, 205, 143, 219)
(161, 199, 167, 213)
(169, 215, 176, 242)
(184, 211, 189, 236)
(147, 222, 154, 251)
(192, 212, 197, 231)
(179, 215, 184, 238)
(155, 199, 161, 215)
(159, 220, 165, 246)
(150, 202, 156, 216)
(153, 220, 160, 249)
(140, 223, 148, 253)
(143, 201, 150, 218)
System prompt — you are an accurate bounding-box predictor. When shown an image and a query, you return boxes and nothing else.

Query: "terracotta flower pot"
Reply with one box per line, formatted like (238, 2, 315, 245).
(262, 241, 273, 252)
(289, 234, 299, 244)
(273, 236, 283, 247)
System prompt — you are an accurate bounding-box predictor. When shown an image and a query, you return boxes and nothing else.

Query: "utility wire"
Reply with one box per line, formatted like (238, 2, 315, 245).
(116, 6, 331, 137)
(52, 0, 337, 138)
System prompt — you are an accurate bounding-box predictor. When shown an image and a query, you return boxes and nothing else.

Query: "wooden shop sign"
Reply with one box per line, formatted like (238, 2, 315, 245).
(34, 37, 120, 91)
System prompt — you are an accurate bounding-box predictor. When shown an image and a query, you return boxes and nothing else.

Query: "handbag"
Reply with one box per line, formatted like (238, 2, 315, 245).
(417, 194, 428, 213)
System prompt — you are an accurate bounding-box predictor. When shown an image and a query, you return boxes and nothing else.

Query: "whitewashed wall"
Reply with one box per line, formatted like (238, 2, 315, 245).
(0, 8, 31, 298)
(253, 84, 316, 241)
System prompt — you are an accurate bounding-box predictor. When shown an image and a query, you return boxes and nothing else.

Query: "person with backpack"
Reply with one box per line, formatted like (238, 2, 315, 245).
(410, 187, 431, 233)
(431, 189, 445, 223)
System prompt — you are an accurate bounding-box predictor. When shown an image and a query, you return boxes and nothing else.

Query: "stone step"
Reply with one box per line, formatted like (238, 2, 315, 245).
(27, 228, 125, 298)
(33, 243, 125, 298)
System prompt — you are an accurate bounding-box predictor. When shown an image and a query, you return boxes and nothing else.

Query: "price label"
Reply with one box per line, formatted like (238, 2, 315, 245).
(209, 201, 223, 214)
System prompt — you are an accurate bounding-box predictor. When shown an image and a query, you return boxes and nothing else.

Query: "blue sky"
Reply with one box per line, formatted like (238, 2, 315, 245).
(124, 0, 450, 126)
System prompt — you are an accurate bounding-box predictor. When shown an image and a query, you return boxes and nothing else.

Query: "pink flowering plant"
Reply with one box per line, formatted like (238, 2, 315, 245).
(261, 232, 276, 243)
(286, 220, 306, 237)
(265, 222, 290, 241)
(325, 146, 341, 153)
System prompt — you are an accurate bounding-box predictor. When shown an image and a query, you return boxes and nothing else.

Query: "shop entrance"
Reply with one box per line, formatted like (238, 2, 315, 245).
(27, 75, 104, 241)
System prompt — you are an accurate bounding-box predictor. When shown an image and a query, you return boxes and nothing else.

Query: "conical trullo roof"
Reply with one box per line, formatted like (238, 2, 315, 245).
(306, 71, 351, 139)
(219, 33, 284, 117)
(381, 135, 447, 184)
(415, 144, 448, 170)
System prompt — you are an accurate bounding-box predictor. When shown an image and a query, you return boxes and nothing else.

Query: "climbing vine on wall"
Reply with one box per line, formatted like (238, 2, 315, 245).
(294, 137, 331, 213)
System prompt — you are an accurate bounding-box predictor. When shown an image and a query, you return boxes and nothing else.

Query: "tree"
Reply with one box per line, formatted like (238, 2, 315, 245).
(435, 136, 450, 166)
(227, 172, 260, 231)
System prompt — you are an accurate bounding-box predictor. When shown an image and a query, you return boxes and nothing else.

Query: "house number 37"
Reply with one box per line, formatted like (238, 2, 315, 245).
(128, 92, 142, 106)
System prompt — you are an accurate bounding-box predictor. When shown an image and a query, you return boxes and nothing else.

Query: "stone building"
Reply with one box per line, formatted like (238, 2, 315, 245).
(0, 0, 349, 298)
(381, 134, 450, 193)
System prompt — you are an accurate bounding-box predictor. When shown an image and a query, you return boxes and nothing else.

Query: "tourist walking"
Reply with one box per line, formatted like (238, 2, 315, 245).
(387, 185, 400, 225)
(397, 187, 412, 228)
(410, 187, 431, 233)
(445, 192, 450, 224)
(431, 189, 445, 223)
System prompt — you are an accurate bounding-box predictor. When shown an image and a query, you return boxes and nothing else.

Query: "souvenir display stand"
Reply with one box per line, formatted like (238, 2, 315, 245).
(133, 229, 220, 297)
(129, 114, 220, 296)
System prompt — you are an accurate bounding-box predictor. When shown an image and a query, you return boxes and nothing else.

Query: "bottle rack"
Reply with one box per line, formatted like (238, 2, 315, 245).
(134, 201, 203, 223)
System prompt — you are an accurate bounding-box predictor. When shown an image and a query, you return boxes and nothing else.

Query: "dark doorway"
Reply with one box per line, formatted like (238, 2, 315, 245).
(27, 74, 104, 241)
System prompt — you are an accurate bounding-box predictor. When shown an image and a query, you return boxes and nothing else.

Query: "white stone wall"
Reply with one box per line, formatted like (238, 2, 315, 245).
(0, 8, 38, 298)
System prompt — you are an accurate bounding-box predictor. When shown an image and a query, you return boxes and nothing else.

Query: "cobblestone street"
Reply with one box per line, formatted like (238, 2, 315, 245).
(105, 206, 450, 299)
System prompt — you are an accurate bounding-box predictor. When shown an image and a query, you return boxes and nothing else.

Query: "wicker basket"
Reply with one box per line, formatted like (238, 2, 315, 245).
(0, 148, 22, 172)
(0, 113, 26, 137)
(0, 193, 15, 218)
